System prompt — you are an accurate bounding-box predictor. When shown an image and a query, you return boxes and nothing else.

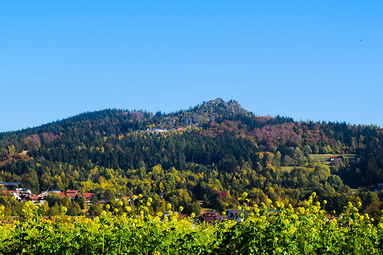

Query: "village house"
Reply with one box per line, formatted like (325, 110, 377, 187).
(330, 155, 344, 161)
(82, 192, 95, 205)
(199, 211, 226, 224)
(27, 195, 46, 205)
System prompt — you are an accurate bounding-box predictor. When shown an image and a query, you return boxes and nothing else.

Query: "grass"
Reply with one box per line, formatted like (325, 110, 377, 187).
(310, 154, 332, 161)
(310, 153, 363, 162)
(281, 166, 294, 173)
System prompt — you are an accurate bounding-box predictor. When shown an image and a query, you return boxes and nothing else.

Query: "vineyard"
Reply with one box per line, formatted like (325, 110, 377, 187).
(1, 193, 383, 254)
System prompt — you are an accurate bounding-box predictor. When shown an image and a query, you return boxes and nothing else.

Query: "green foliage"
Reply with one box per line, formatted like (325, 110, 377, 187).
(1, 194, 383, 254)
(0, 99, 383, 215)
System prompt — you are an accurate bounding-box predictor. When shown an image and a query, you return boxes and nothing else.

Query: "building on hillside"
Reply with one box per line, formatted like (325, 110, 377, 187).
(27, 195, 46, 205)
(199, 211, 226, 224)
(374, 183, 383, 192)
(0, 182, 21, 187)
(226, 209, 250, 221)
(15, 188, 31, 194)
(38, 191, 50, 197)
(66, 190, 80, 194)
(82, 192, 95, 205)
(65, 192, 77, 200)
(330, 155, 344, 161)
(1, 190, 22, 202)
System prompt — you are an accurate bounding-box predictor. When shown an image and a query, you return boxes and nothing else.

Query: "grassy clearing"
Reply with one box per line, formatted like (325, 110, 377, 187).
(310, 154, 332, 161)
(310, 153, 363, 162)
(281, 166, 294, 173)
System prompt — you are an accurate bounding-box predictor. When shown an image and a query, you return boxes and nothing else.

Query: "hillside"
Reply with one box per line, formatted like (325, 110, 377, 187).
(1, 98, 383, 215)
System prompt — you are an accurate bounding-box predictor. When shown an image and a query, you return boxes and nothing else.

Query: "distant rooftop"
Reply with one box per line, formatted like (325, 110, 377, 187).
(0, 182, 21, 186)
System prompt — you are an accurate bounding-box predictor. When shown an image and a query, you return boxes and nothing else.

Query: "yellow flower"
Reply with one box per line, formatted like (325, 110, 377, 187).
(289, 226, 297, 235)
(61, 206, 68, 214)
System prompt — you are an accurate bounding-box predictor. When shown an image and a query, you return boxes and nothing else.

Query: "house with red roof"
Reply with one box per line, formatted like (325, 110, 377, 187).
(330, 155, 344, 161)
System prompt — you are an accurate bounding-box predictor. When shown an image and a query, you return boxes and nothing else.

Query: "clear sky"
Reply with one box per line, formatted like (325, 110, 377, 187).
(1, 1, 382, 132)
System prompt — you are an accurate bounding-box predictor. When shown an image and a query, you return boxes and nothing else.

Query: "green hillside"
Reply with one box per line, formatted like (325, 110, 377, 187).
(1, 98, 383, 216)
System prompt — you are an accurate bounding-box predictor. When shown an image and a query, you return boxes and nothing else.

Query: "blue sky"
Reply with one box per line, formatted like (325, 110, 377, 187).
(1, 1, 382, 132)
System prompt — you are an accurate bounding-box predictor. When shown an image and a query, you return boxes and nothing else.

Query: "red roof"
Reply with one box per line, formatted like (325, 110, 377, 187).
(82, 193, 95, 198)
(29, 196, 44, 200)
(66, 190, 80, 193)
(331, 155, 343, 159)
(203, 212, 220, 217)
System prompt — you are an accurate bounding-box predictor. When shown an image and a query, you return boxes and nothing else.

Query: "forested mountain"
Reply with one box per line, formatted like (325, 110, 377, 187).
(1, 98, 383, 214)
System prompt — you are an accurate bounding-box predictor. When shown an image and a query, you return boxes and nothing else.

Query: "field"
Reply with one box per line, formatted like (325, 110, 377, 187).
(310, 153, 363, 165)
(310, 154, 362, 161)
(281, 166, 294, 173)
(1, 194, 383, 254)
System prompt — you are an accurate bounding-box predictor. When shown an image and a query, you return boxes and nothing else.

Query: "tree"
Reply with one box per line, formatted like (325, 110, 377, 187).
(75, 193, 86, 209)
(314, 164, 330, 181)
(104, 189, 116, 202)
(8, 145, 15, 155)
(327, 175, 343, 192)
(358, 191, 379, 211)
(88, 203, 102, 216)
(67, 202, 81, 216)
(49, 202, 60, 216)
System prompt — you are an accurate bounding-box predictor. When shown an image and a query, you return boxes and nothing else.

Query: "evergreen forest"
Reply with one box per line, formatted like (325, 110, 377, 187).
(1, 98, 383, 217)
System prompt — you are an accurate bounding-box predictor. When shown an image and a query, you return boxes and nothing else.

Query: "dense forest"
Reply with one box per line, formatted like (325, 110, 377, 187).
(1, 98, 383, 216)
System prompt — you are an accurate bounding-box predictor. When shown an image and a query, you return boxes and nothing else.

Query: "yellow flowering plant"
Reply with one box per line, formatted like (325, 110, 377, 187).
(1, 193, 383, 254)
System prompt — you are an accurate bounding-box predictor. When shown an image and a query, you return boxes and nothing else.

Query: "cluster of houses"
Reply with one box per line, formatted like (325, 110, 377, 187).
(0, 183, 95, 206)
(199, 210, 249, 224)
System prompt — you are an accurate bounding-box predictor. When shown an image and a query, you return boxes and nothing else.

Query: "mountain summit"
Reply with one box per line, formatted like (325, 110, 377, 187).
(154, 98, 251, 129)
